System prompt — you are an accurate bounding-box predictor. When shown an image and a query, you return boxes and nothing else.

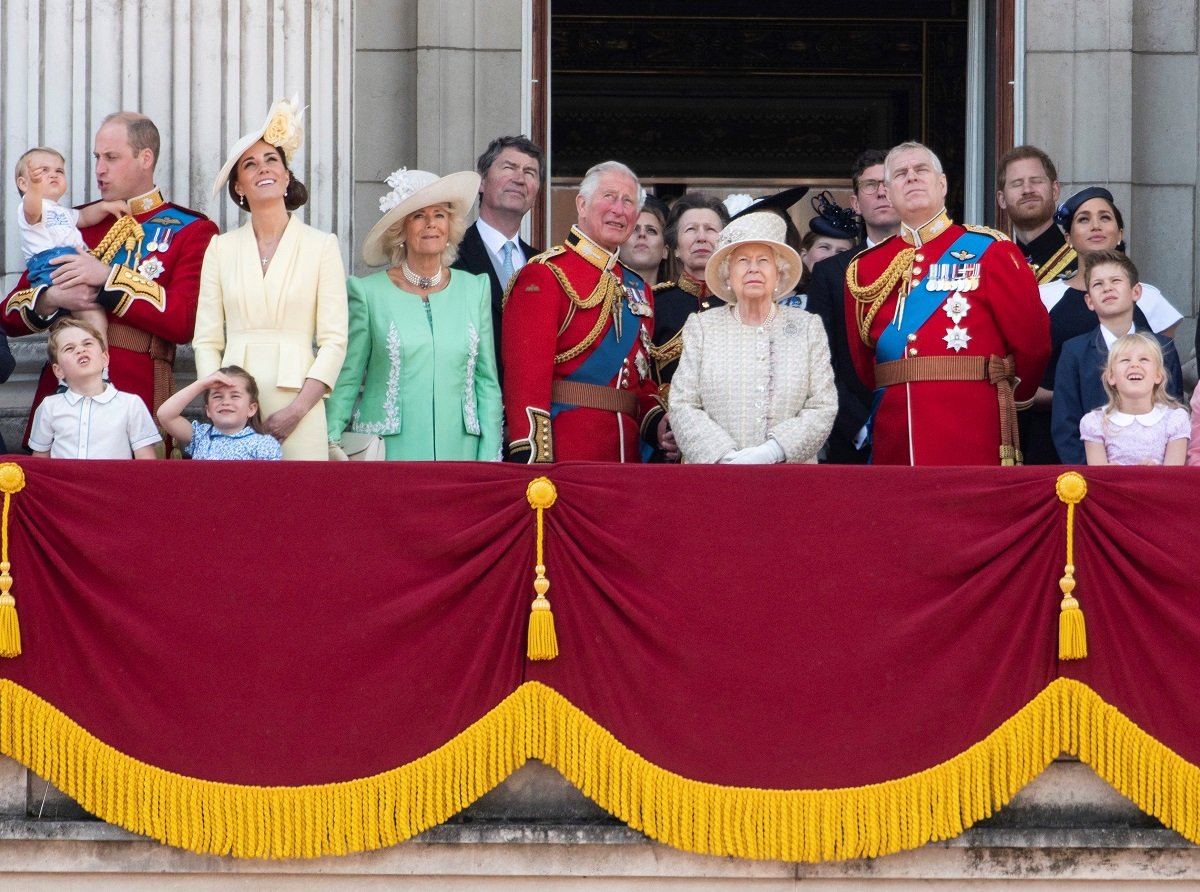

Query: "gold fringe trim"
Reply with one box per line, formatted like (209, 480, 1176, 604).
(2, 677, 1198, 861)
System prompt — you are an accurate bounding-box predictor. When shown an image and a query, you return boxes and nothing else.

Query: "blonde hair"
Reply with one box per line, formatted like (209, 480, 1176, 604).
(15, 146, 65, 189)
(385, 204, 468, 268)
(1100, 333, 1183, 416)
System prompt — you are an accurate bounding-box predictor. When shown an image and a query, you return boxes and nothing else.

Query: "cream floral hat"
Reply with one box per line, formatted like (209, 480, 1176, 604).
(211, 95, 305, 198)
(360, 167, 481, 267)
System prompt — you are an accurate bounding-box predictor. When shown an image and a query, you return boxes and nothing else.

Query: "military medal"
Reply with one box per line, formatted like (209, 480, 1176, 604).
(943, 295, 971, 324)
(137, 258, 165, 281)
(145, 227, 162, 253)
(154, 226, 174, 254)
(943, 326, 971, 352)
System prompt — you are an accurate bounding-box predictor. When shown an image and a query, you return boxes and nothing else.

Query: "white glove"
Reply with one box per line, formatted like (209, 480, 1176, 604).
(725, 439, 785, 464)
(328, 441, 350, 461)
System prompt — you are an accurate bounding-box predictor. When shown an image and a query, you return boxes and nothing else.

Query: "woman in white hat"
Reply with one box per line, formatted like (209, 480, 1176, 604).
(194, 96, 348, 460)
(324, 168, 501, 460)
(669, 212, 837, 464)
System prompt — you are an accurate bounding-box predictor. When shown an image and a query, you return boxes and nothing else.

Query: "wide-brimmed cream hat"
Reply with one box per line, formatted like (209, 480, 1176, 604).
(211, 95, 305, 198)
(360, 168, 481, 268)
(704, 212, 803, 303)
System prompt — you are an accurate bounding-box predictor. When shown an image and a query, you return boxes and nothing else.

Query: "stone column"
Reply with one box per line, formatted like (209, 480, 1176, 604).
(351, 0, 527, 275)
(1025, 0, 1199, 352)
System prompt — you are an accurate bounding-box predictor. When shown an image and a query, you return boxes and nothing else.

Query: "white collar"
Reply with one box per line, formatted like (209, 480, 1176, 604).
(63, 382, 118, 405)
(1099, 322, 1137, 350)
(1107, 405, 1167, 427)
(475, 217, 522, 259)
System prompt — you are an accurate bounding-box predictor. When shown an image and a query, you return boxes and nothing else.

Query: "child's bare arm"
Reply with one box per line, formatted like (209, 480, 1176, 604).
(77, 200, 130, 228)
(21, 167, 46, 225)
(132, 444, 159, 460)
(30, 450, 50, 459)
(157, 371, 237, 446)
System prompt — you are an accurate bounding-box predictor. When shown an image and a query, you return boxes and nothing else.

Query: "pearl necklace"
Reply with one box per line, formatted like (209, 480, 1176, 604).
(733, 303, 777, 327)
(402, 262, 442, 290)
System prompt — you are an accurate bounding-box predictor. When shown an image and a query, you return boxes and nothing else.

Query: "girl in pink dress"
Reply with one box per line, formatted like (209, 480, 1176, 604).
(1080, 332, 1188, 466)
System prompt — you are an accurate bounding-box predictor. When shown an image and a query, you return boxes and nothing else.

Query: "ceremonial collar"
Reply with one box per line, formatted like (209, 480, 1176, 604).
(899, 208, 952, 247)
(566, 226, 618, 272)
(676, 272, 710, 300)
(129, 188, 165, 216)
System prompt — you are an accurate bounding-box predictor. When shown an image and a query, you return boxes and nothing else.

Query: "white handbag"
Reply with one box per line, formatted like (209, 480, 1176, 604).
(334, 432, 386, 461)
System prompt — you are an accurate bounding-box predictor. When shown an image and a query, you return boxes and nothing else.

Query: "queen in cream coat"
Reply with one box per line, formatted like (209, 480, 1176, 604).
(670, 212, 837, 464)
(196, 97, 348, 461)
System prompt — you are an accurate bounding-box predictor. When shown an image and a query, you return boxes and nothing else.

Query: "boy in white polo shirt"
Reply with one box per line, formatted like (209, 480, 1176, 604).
(29, 318, 161, 459)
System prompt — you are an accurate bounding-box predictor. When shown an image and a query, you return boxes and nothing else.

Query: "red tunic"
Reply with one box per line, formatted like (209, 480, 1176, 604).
(3, 191, 218, 444)
(844, 218, 1049, 465)
(502, 228, 662, 462)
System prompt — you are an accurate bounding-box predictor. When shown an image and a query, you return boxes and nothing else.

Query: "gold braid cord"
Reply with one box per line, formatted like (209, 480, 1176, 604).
(545, 263, 623, 364)
(89, 216, 145, 266)
(848, 248, 914, 346)
(648, 330, 683, 368)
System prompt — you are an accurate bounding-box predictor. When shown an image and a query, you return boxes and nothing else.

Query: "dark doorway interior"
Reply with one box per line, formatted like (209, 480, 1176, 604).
(550, 1, 970, 215)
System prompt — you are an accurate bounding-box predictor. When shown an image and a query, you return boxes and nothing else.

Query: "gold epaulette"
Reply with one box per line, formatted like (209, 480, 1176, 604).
(963, 224, 1009, 241)
(528, 245, 567, 266)
(502, 246, 568, 309)
(652, 280, 675, 293)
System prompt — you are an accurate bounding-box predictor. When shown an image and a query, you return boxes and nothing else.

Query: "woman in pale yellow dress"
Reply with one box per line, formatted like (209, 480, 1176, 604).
(194, 96, 347, 459)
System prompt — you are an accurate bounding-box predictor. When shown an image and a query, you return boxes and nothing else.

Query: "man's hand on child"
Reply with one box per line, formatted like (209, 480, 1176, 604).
(50, 252, 111, 289)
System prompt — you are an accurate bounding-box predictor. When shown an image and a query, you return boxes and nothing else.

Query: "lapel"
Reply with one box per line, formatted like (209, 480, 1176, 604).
(463, 224, 503, 296)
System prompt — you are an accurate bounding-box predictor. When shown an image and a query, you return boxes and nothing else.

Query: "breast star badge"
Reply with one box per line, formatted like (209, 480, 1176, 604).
(943, 326, 971, 352)
(137, 258, 165, 281)
(943, 295, 971, 324)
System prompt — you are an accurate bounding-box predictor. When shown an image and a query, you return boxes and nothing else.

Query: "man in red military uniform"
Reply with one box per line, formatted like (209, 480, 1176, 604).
(844, 141, 1049, 465)
(4, 111, 218, 446)
(502, 160, 663, 462)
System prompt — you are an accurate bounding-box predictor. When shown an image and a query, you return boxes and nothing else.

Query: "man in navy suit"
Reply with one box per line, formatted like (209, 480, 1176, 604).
(452, 135, 545, 379)
(805, 149, 900, 463)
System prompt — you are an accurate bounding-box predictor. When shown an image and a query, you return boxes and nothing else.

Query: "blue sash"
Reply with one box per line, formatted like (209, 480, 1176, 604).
(875, 231, 992, 363)
(114, 207, 203, 268)
(551, 269, 642, 416)
(865, 230, 993, 463)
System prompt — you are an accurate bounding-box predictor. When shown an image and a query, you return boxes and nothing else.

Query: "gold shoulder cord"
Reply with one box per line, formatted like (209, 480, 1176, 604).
(847, 248, 914, 347)
(90, 216, 145, 266)
(546, 264, 623, 364)
(964, 224, 1008, 241)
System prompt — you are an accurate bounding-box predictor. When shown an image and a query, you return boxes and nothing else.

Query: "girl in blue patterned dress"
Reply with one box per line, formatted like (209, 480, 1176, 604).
(157, 366, 283, 460)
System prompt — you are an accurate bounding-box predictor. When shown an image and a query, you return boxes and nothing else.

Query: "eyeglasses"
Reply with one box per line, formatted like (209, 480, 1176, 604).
(857, 179, 885, 196)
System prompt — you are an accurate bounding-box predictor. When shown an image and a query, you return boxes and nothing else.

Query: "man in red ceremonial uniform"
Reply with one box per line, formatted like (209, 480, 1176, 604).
(844, 141, 1049, 465)
(4, 111, 218, 446)
(502, 160, 662, 462)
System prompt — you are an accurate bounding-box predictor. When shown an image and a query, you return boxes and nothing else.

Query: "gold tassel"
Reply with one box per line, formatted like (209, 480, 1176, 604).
(1055, 472, 1088, 660)
(525, 477, 559, 661)
(0, 463, 26, 658)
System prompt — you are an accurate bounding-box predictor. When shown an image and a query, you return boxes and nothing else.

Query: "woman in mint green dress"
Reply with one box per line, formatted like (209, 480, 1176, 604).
(326, 169, 501, 460)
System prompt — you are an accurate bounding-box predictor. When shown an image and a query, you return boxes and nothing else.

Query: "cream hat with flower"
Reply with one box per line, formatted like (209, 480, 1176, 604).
(360, 167, 481, 268)
(211, 95, 306, 198)
(704, 211, 803, 303)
